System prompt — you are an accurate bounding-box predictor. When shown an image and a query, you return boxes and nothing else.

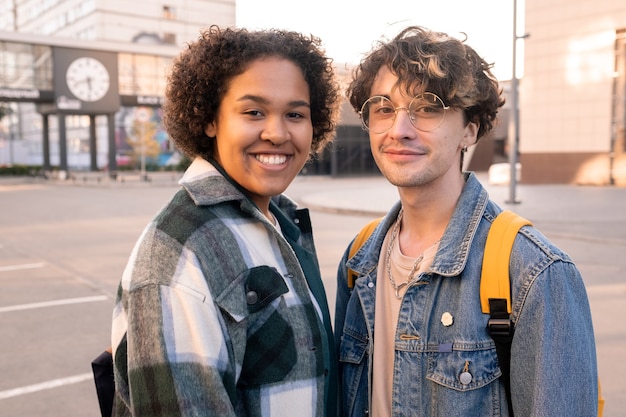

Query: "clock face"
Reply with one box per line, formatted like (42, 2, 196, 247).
(65, 57, 111, 102)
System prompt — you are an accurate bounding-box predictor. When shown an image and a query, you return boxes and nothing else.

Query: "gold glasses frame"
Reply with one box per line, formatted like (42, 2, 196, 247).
(359, 92, 450, 134)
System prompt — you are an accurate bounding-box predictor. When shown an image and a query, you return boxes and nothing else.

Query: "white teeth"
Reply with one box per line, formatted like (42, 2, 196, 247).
(256, 154, 287, 165)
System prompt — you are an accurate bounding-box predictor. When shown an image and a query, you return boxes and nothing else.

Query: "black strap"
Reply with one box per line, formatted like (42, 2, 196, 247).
(488, 298, 514, 416)
(91, 350, 114, 417)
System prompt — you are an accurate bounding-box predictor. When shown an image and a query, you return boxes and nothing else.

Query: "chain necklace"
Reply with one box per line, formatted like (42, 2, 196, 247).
(386, 209, 440, 299)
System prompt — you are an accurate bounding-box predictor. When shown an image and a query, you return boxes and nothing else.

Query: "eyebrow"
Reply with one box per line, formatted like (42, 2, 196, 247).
(368, 94, 392, 99)
(237, 94, 310, 109)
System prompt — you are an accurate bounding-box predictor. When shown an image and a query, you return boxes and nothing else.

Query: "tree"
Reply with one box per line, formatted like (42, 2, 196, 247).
(126, 119, 160, 169)
(0, 104, 11, 122)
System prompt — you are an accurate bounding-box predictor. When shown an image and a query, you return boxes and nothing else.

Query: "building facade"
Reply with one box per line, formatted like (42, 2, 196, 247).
(520, 0, 626, 184)
(0, 0, 235, 48)
(0, 0, 235, 173)
(2, 0, 626, 183)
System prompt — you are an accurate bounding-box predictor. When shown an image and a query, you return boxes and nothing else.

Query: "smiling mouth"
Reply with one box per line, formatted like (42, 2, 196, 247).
(255, 154, 288, 165)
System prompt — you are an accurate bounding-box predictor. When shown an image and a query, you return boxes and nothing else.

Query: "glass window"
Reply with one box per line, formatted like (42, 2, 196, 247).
(118, 53, 171, 96)
(0, 41, 53, 89)
(118, 53, 135, 95)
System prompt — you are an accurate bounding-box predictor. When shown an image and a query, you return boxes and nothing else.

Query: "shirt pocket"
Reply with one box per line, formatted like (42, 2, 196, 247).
(338, 292, 369, 365)
(217, 265, 297, 386)
(338, 328, 370, 414)
(425, 346, 506, 415)
(426, 346, 501, 391)
(339, 328, 368, 365)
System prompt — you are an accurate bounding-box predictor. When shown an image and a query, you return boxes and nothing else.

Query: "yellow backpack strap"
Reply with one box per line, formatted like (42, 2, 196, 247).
(480, 210, 605, 416)
(480, 210, 532, 314)
(481, 210, 531, 416)
(347, 217, 383, 288)
(598, 380, 604, 416)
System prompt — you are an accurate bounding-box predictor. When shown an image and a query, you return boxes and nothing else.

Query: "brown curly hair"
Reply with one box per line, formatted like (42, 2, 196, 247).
(162, 25, 341, 159)
(346, 26, 505, 140)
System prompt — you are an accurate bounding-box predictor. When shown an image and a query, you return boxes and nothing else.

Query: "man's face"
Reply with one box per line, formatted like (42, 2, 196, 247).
(366, 66, 478, 190)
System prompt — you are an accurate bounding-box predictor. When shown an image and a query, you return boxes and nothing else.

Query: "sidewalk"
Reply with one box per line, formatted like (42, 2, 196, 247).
(1, 171, 624, 414)
(293, 172, 626, 241)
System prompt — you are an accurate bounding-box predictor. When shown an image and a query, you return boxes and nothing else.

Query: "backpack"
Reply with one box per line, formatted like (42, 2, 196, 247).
(346, 210, 604, 416)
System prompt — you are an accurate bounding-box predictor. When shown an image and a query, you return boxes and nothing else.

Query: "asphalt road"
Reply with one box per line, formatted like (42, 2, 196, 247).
(0, 172, 624, 416)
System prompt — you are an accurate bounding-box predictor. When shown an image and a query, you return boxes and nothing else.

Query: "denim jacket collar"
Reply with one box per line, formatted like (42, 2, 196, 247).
(347, 172, 490, 281)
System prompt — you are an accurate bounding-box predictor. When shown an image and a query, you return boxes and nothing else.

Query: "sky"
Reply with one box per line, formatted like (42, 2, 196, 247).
(236, 0, 524, 81)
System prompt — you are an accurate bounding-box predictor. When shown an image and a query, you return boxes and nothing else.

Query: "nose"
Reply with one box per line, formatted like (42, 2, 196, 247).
(260, 116, 289, 145)
(389, 107, 417, 139)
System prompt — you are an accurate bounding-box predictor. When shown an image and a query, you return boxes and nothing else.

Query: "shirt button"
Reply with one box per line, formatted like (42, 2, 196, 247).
(246, 291, 258, 305)
(459, 371, 473, 385)
(368, 282, 374, 288)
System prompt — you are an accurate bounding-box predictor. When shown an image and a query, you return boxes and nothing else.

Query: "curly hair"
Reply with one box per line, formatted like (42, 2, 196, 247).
(163, 25, 341, 159)
(346, 26, 505, 140)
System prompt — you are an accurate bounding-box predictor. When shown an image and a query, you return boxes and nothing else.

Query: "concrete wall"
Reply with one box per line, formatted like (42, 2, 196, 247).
(521, 0, 626, 184)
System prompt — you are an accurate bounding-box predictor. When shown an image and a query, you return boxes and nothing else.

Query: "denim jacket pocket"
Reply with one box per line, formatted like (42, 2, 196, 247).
(426, 346, 502, 391)
(339, 329, 370, 415)
(339, 329, 368, 364)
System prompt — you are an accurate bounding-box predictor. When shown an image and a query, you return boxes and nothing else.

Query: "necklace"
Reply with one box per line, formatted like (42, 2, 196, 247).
(386, 209, 440, 299)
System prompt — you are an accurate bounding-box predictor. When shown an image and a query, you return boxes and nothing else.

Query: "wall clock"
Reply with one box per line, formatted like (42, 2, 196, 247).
(65, 57, 111, 102)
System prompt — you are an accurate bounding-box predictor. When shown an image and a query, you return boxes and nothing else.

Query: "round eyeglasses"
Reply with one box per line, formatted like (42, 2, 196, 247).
(359, 92, 450, 134)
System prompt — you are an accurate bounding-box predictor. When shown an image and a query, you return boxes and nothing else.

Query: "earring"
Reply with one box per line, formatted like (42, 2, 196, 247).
(462, 145, 468, 153)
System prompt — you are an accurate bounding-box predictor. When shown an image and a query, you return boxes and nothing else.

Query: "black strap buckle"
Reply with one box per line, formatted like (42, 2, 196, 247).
(487, 318, 514, 338)
(487, 298, 514, 339)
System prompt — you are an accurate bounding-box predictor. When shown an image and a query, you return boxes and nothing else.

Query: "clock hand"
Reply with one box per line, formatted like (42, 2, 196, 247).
(70, 78, 88, 87)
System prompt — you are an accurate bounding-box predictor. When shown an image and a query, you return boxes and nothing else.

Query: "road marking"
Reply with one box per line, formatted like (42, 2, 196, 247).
(0, 262, 46, 272)
(0, 295, 109, 313)
(0, 184, 45, 192)
(0, 373, 93, 400)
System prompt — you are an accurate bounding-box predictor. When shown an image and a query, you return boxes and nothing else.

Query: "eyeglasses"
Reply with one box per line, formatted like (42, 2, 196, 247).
(359, 92, 450, 134)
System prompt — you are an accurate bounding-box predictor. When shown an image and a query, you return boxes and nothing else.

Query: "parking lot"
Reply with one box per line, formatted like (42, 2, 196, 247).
(1, 172, 624, 416)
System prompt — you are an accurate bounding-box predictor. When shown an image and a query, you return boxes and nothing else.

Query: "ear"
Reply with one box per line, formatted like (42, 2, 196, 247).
(205, 121, 217, 138)
(462, 121, 479, 148)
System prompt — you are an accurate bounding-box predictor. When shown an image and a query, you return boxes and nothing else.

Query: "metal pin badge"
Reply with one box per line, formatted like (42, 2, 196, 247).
(441, 312, 454, 327)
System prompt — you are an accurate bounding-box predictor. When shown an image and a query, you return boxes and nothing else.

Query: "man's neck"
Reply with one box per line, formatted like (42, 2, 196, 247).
(394, 174, 465, 257)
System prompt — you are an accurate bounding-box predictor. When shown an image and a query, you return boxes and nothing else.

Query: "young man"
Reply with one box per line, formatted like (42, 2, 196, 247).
(112, 26, 341, 416)
(334, 26, 598, 417)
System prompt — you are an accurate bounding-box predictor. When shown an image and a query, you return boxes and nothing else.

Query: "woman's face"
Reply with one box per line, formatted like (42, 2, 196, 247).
(206, 57, 313, 211)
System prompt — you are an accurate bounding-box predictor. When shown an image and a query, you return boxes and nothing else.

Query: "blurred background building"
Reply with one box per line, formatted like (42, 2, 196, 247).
(520, 0, 626, 185)
(0, 0, 624, 184)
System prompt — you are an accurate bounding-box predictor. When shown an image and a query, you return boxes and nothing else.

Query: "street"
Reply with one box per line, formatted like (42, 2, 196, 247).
(0, 172, 624, 416)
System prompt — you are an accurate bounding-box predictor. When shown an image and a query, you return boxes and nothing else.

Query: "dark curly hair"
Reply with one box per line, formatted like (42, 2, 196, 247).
(163, 25, 341, 159)
(346, 26, 505, 140)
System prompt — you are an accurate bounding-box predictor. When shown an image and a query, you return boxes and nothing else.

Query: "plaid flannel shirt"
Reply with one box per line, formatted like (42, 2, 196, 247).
(111, 158, 334, 417)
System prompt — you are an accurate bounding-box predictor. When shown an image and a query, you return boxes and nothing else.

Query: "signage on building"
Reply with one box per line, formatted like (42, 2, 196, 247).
(0, 88, 54, 102)
(121, 95, 165, 107)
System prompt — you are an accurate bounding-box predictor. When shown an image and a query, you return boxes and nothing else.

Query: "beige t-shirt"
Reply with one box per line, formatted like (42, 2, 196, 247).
(371, 224, 439, 417)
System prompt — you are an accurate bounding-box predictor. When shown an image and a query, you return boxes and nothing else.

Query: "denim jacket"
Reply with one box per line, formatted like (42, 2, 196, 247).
(334, 173, 598, 417)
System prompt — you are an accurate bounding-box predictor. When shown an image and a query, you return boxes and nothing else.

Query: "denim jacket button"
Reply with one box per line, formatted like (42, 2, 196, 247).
(459, 371, 473, 385)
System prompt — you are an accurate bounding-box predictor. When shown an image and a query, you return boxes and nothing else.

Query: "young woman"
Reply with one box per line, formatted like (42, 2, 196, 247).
(111, 26, 341, 417)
